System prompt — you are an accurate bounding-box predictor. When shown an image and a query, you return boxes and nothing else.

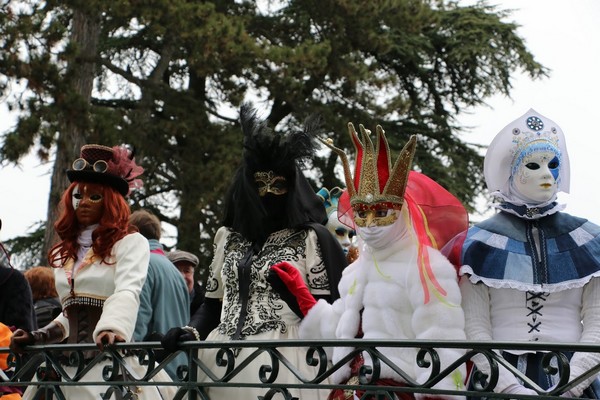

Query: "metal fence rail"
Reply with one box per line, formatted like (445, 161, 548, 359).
(1, 339, 598, 399)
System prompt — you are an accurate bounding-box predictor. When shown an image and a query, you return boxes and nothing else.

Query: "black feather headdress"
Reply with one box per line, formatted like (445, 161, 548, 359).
(222, 103, 327, 243)
(240, 103, 321, 177)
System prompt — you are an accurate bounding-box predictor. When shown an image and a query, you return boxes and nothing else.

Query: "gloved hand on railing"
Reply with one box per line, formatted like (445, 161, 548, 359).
(161, 326, 199, 354)
(10, 322, 64, 353)
(143, 331, 169, 362)
(267, 262, 316, 319)
(161, 297, 222, 353)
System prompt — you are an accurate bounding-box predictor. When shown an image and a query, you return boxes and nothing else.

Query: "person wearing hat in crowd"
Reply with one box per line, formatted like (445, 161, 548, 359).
(271, 123, 469, 399)
(129, 209, 190, 380)
(460, 110, 600, 398)
(316, 186, 359, 264)
(10, 144, 175, 399)
(167, 249, 205, 316)
(161, 104, 347, 399)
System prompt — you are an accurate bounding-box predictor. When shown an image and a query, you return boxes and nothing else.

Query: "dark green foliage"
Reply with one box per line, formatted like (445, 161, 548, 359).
(3, 221, 45, 268)
(0, 0, 546, 278)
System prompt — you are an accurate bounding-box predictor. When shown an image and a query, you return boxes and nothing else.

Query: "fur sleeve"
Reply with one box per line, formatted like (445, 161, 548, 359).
(410, 248, 467, 396)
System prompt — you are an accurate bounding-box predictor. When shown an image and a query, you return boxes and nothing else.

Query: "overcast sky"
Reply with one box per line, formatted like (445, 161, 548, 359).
(1, 0, 599, 242)
(459, 0, 600, 224)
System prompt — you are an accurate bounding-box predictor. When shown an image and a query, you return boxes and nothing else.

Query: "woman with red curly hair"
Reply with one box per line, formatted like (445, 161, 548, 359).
(11, 144, 174, 399)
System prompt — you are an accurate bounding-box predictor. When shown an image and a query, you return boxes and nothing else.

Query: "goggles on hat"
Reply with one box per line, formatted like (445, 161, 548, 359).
(72, 158, 109, 173)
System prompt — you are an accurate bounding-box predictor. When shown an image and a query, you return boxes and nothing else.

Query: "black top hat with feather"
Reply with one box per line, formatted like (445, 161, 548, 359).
(222, 103, 328, 244)
(66, 144, 144, 196)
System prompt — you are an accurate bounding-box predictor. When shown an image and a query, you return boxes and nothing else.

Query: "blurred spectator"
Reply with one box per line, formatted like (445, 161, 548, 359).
(0, 322, 22, 399)
(129, 209, 190, 380)
(0, 224, 33, 399)
(24, 267, 61, 328)
(166, 250, 205, 316)
(0, 236, 36, 332)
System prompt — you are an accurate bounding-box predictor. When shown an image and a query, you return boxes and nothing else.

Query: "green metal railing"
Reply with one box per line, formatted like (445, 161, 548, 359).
(2, 339, 599, 399)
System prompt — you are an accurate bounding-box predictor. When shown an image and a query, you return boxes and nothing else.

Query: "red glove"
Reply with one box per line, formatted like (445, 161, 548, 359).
(268, 262, 317, 317)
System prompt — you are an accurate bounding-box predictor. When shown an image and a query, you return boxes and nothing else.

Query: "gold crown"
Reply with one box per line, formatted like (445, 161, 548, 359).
(321, 123, 417, 211)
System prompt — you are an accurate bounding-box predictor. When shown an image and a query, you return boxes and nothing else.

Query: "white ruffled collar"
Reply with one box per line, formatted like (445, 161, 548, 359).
(75, 224, 98, 269)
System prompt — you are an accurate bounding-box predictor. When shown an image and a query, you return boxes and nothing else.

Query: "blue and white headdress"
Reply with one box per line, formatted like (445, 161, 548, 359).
(484, 109, 570, 211)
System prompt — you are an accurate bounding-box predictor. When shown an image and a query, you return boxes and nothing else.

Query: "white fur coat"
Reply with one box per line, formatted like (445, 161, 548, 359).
(299, 223, 467, 399)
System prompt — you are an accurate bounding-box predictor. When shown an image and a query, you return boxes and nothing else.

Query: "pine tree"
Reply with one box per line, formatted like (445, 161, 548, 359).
(0, 0, 545, 276)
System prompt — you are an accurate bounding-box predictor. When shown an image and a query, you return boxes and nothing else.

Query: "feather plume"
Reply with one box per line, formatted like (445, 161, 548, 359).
(241, 102, 323, 175)
(109, 145, 144, 194)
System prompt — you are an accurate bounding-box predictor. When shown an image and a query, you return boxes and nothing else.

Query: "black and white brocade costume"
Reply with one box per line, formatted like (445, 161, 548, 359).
(199, 226, 333, 399)
(208, 226, 330, 339)
(183, 103, 345, 399)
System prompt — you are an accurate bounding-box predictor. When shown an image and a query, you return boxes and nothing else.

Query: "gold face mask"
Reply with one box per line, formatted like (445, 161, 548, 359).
(254, 170, 288, 196)
(353, 208, 400, 228)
